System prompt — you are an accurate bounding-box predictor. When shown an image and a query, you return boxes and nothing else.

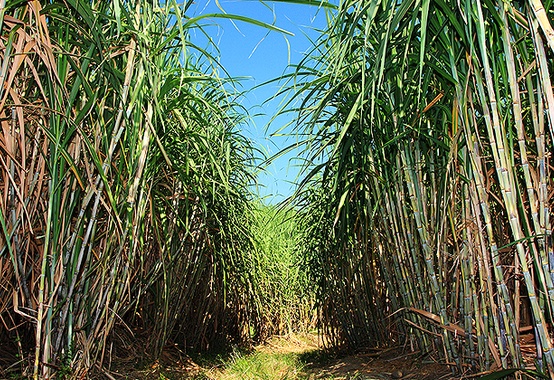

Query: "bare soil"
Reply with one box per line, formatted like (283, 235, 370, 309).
(272, 334, 454, 380)
(301, 346, 453, 379)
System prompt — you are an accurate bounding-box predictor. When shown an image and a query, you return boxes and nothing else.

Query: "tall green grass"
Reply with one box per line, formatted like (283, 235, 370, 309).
(250, 204, 314, 337)
(287, 0, 554, 376)
(0, 1, 282, 377)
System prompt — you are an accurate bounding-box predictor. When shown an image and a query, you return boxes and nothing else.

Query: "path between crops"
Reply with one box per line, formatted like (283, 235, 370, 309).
(115, 333, 460, 379)
(198, 333, 453, 380)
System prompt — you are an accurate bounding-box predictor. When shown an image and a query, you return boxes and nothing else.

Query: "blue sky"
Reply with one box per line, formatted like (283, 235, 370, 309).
(190, 1, 333, 203)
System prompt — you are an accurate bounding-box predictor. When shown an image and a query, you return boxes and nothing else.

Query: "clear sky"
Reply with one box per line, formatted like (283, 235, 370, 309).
(190, 1, 333, 203)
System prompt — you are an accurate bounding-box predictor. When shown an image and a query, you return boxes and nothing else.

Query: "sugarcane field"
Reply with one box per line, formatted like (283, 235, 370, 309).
(2, 0, 554, 379)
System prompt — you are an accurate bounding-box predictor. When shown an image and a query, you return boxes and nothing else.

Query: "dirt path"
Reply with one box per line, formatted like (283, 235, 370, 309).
(208, 334, 453, 380)
(278, 334, 451, 380)
(301, 346, 451, 379)
(111, 334, 454, 379)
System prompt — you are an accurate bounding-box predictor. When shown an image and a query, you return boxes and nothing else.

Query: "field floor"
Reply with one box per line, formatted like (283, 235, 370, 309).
(117, 333, 455, 379)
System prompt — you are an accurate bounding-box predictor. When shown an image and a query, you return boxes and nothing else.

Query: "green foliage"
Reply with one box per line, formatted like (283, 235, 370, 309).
(218, 349, 305, 380)
(250, 203, 314, 337)
(202, 336, 321, 380)
(0, 0, 273, 377)
(286, 0, 554, 376)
